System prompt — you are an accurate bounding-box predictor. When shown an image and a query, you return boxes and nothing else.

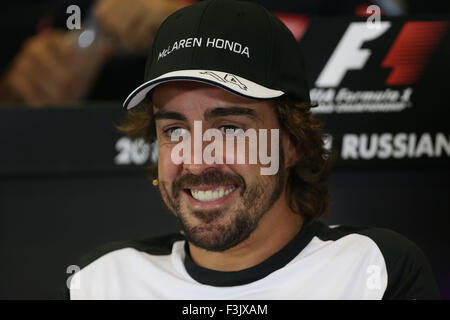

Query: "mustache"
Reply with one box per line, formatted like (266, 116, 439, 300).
(172, 170, 246, 197)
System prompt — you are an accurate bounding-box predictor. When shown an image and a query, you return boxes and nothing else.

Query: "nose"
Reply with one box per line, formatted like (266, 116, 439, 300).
(182, 159, 223, 176)
(179, 121, 226, 175)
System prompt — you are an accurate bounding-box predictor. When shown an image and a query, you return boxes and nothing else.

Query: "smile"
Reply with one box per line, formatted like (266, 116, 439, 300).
(186, 185, 236, 202)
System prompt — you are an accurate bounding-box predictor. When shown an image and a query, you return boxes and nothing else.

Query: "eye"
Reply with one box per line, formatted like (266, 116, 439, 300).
(164, 127, 189, 140)
(219, 125, 244, 135)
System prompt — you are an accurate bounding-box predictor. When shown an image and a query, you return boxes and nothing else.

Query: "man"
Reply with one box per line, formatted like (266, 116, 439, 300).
(67, 0, 440, 299)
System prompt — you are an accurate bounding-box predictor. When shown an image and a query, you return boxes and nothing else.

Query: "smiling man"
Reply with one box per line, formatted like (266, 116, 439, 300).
(67, 0, 440, 299)
(152, 81, 297, 258)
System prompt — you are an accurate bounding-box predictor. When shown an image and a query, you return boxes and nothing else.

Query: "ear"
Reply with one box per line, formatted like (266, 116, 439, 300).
(282, 133, 298, 169)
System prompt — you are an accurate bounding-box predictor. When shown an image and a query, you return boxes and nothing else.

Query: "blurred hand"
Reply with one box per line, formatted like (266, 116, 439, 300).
(3, 29, 107, 107)
(94, 0, 185, 52)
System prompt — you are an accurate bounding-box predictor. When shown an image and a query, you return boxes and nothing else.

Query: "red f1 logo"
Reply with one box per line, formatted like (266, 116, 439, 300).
(382, 21, 449, 85)
(315, 21, 448, 87)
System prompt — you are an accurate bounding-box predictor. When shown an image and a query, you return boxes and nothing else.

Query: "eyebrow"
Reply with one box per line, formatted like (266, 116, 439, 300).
(153, 106, 260, 122)
(154, 111, 187, 121)
(204, 106, 260, 121)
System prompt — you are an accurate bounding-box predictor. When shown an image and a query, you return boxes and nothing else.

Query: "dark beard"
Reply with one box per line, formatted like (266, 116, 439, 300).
(159, 151, 286, 252)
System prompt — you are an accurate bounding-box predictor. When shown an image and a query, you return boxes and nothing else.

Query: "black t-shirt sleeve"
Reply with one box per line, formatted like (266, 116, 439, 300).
(360, 228, 441, 300)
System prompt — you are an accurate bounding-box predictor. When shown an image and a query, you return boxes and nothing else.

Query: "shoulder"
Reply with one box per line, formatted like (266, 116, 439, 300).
(77, 232, 185, 269)
(312, 221, 441, 299)
(315, 222, 422, 256)
(62, 232, 185, 299)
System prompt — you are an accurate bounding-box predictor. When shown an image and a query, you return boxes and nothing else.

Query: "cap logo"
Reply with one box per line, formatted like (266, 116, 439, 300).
(199, 71, 248, 90)
(157, 37, 250, 62)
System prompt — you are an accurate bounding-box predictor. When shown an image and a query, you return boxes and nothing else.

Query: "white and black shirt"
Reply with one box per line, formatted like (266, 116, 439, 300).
(66, 220, 440, 299)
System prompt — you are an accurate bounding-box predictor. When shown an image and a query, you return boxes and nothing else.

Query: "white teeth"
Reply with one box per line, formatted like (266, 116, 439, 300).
(191, 186, 236, 202)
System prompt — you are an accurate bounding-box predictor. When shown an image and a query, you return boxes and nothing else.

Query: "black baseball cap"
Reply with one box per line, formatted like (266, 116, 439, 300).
(123, 0, 311, 110)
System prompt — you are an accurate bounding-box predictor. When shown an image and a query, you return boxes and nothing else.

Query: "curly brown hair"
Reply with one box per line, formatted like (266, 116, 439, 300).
(116, 95, 334, 223)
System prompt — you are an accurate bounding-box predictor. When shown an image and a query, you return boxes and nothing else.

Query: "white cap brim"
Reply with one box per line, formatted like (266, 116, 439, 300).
(123, 69, 284, 109)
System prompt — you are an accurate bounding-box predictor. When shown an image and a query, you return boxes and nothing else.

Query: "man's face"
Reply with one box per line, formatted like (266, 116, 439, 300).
(152, 81, 289, 252)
